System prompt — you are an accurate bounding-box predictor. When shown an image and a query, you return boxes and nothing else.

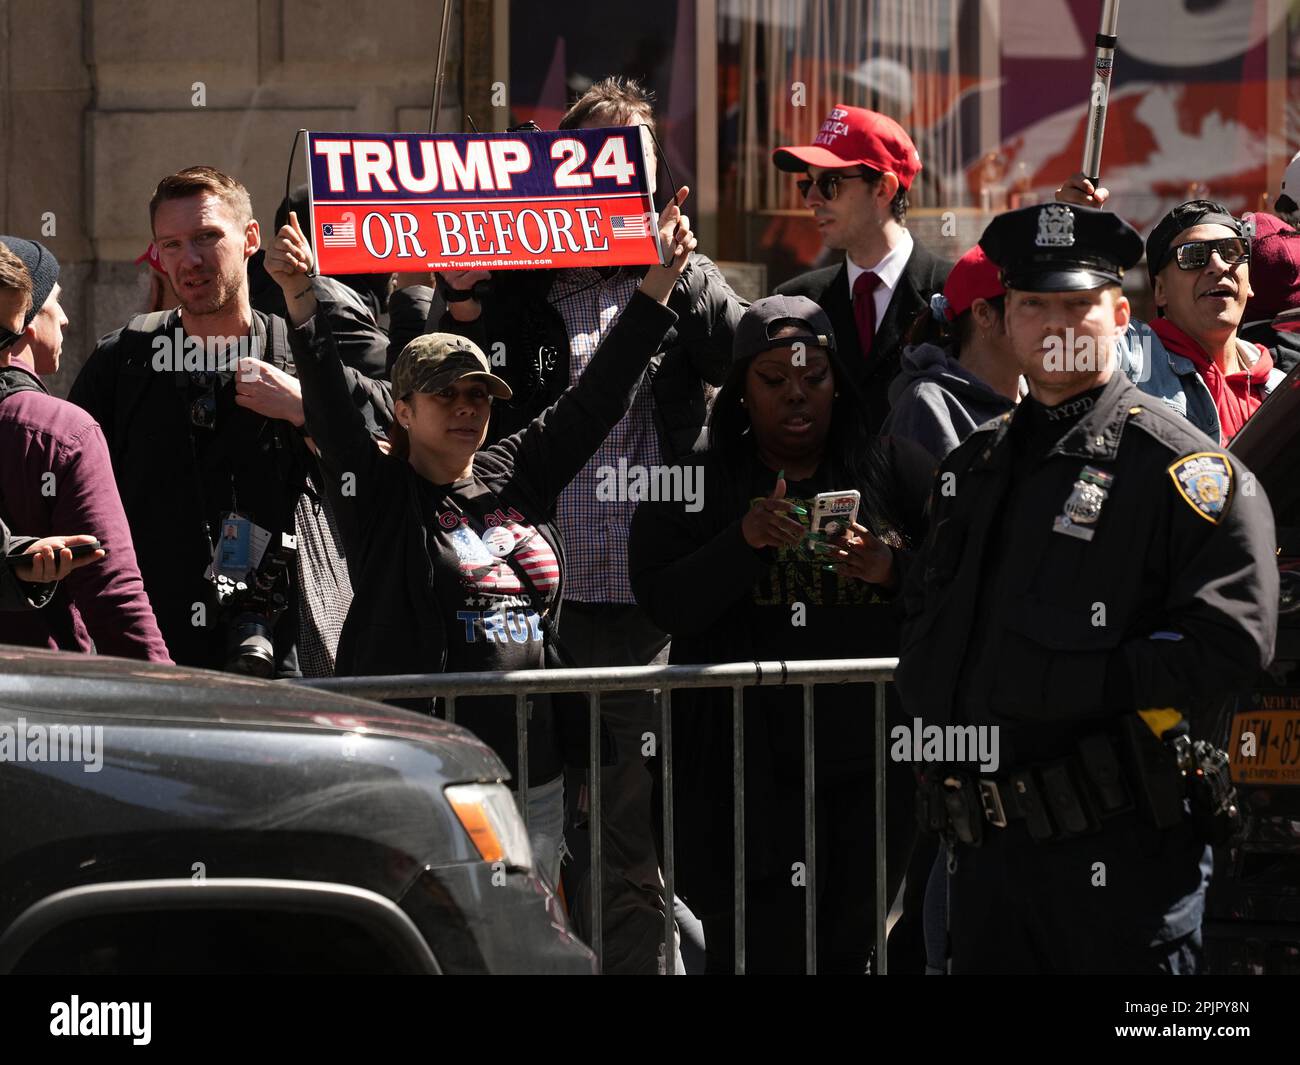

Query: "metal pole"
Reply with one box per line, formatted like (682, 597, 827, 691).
(445, 695, 455, 725)
(803, 683, 817, 975)
(516, 692, 529, 830)
(874, 682, 888, 974)
(1081, 0, 1122, 186)
(589, 690, 603, 971)
(733, 684, 745, 975)
(429, 0, 456, 134)
(660, 687, 675, 976)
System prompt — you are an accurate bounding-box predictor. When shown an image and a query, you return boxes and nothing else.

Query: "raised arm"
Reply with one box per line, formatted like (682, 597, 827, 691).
(492, 188, 696, 507)
(265, 213, 389, 511)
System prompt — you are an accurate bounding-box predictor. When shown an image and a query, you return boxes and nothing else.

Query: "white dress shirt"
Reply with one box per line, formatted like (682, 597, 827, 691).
(845, 228, 914, 337)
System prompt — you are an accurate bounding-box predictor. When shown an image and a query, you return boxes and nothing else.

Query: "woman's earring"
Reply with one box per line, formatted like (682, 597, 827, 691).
(739, 397, 746, 407)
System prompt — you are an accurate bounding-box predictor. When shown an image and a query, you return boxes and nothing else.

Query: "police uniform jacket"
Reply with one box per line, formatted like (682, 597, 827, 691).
(896, 371, 1279, 767)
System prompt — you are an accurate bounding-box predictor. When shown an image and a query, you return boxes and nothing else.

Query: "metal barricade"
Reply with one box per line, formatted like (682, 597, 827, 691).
(293, 657, 898, 974)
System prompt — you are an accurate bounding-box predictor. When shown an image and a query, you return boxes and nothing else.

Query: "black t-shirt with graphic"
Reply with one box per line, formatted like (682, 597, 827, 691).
(422, 477, 562, 786)
(745, 454, 907, 773)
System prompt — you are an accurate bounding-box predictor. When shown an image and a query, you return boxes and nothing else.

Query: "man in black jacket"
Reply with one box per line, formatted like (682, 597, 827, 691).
(70, 166, 389, 676)
(897, 203, 1278, 973)
(772, 105, 951, 434)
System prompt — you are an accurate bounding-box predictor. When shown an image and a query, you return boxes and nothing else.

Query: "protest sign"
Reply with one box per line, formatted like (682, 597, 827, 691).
(305, 126, 662, 273)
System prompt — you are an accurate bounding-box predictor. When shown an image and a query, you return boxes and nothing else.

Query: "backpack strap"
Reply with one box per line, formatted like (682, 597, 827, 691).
(0, 366, 47, 406)
(98, 309, 182, 456)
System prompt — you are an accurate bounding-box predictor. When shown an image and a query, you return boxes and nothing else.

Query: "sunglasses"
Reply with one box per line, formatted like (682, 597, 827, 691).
(796, 172, 871, 202)
(0, 327, 19, 352)
(1169, 236, 1250, 272)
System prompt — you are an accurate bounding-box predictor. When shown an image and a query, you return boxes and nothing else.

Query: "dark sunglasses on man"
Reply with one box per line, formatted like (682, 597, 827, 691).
(0, 326, 19, 352)
(1166, 236, 1250, 272)
(797, 171, 871, 201)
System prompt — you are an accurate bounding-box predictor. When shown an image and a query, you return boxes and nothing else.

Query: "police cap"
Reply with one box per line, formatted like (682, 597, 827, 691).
(979, 203, 1144, 292)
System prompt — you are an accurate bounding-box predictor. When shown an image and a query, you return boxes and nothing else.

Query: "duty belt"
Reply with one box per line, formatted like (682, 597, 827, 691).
(916, 721, 1185, 846)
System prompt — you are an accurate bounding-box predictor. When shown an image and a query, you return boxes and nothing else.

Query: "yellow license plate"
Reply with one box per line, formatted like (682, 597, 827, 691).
(1229, 708, 1300, 786)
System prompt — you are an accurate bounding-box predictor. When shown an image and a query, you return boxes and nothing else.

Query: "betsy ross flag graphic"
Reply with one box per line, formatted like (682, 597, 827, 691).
(610, 214, 652, 239)
(321, 221, 356, 248)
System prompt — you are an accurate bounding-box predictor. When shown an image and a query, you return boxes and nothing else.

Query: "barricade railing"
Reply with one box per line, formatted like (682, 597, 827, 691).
(293, 657, 898, 974)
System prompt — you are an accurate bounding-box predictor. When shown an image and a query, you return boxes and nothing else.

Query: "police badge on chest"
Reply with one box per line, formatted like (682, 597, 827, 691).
(1053, 466, 1113, 541)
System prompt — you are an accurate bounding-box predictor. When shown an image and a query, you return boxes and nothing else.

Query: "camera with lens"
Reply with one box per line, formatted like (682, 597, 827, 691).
(212, 531, 297, 677)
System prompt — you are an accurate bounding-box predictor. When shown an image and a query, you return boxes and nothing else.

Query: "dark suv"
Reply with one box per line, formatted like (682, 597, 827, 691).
(0, 646, 594, 974)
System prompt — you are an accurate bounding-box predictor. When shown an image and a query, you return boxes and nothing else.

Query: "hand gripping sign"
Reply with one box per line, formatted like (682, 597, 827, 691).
(305, 126, 663, 273)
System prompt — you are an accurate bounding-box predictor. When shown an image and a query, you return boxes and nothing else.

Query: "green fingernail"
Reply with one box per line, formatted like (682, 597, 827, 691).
(821, 564, 836, 572)
(789, 504, 808, 516)
(777, 468, 785, 482)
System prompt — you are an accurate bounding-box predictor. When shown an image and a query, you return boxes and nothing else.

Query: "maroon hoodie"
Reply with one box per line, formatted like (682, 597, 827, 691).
(0, 365, 170, 661)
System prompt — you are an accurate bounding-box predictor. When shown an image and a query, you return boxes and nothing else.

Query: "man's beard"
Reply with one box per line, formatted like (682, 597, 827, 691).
(177, 269, 240, 317)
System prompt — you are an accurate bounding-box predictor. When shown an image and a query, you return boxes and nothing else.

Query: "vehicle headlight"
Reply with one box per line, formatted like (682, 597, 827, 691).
(444, 782, 533, 872)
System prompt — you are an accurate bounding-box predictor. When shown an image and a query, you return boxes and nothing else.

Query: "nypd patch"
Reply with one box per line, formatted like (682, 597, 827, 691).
(1168, 452, 1233, 523)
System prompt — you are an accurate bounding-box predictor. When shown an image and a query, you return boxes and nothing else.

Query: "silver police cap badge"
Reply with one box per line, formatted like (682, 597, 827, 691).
(1036, 203, 1076, 248)
(1053, 465, 1113, 541)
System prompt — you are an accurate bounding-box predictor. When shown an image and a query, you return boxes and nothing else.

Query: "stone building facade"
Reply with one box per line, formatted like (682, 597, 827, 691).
(0, 0, 498, 396)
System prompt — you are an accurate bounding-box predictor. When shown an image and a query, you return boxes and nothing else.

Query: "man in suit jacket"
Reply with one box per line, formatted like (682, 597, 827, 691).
(773, 105, 952, 434)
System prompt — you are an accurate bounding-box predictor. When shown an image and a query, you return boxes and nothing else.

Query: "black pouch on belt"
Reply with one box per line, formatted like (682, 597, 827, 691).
(1039, 761, 1099, 837)
(1009, 769, 1056, 842)
(915, 771, 949, 834)
(1077, 733, 1132, 815)
(1119, 715, 1185, 830)
(943, 775, 984, 847)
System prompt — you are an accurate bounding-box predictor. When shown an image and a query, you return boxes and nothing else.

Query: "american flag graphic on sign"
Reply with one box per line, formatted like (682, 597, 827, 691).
(321, 221, 356, 248)
(610, 214, 652, 239)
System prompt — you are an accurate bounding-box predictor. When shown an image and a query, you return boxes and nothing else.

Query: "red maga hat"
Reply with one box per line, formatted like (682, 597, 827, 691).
(939, 245, 1005, 321)
(773, 104, 922, 190)
(1243, 211, 1300, 323)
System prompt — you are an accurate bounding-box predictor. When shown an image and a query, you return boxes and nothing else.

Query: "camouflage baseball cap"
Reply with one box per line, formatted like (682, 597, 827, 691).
(390, 333, 512, 401)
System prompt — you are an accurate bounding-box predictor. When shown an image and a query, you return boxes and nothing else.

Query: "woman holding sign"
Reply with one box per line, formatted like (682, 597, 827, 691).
(266, 192, 696, 890)
(628, 294, 934, 973)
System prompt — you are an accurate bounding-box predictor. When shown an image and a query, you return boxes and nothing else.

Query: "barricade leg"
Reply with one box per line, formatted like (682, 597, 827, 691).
(803, 683, 817, 975)
(874, 682, 887, 974)
(732, 684, 745, 975)
(516, 692, 530, 830)
(660, 686, 674, 975)
(589, 690, 603, 971)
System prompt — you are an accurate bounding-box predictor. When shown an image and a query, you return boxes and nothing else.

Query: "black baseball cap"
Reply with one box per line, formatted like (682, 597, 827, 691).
(979, 203, 1144, 292)
(1145, 199, 1246, 284)
(734, 294, 837, 361)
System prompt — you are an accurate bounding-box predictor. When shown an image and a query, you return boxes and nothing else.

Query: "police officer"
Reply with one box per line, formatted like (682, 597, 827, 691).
(896, 202, 1279, 974)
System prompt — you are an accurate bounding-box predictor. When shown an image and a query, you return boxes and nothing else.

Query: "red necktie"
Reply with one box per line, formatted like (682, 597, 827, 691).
(853, 271, 881, 361)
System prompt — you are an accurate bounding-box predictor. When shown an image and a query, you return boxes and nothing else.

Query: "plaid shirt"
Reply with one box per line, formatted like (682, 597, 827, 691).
(552, 269, 661, 603)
